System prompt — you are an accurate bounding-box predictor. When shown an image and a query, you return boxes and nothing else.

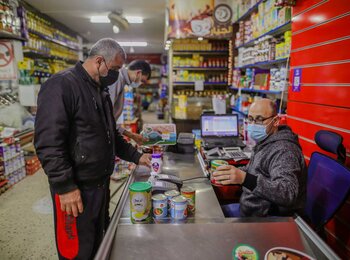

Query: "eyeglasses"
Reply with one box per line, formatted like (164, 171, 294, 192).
(245, 115, 276, 125)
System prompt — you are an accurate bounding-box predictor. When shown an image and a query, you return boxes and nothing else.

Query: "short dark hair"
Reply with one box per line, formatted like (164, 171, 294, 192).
(128, 60, 152, 80)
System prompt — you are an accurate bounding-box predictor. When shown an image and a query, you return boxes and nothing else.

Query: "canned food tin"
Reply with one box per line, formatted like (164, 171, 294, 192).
(210, 160, 229, 185)
(152, 194, 167, 219)
(129, 182, 152, 224)
(164, 190, 180, 211)
(181, 186, 196, 214)
(170, 195, 188, 220)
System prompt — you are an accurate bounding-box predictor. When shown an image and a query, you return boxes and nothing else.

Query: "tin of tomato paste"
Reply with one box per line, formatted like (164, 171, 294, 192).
(152, 193, 168, 219)
(170, 195, 188, 220)
(181, 186, 196, 214)
(129, 182, 152, 224)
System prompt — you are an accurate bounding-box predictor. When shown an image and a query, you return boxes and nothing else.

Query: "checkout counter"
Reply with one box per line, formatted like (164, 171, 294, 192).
(95, 152, 340, 260)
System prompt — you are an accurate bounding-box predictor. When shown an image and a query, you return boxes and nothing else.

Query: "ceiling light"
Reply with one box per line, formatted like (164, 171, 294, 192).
(125, 16, 143, 23)
(90, 16, 110, 23)
(166, 40, 171, 44)
(113, 25, 120, 34)
(118, 42, 148, 47)
(165, 46, 170, 50)
(198, 37, 204, 41)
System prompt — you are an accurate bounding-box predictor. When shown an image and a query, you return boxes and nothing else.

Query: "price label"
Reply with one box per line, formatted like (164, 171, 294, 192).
(195, 80, 204, 91)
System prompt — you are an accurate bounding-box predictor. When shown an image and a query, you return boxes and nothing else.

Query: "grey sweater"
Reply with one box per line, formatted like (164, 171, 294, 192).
(240, 126, 307, 217)
(108, 68, 131, 135)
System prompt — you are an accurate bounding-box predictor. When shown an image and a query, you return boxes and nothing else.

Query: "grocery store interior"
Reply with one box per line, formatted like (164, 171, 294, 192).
(0, 0, 350, 259)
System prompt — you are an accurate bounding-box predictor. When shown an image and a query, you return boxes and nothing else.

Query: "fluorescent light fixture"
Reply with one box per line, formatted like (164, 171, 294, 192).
(166, 40, 171, 44)
(113, 25, 120, 34)
(90, 16, 110, 23)
(125, 16, 143, 23)
(198, 37, 204, 41)
(118, 42, 148, 47)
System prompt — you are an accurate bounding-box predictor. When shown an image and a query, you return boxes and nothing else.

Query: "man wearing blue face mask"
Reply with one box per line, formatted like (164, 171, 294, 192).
(213, 98, 307, 217)
(108, 60, 151, 145)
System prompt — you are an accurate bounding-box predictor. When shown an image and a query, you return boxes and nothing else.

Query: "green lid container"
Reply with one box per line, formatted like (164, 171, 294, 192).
(211, 160, 229, 169)
(129, 182, 152, 192)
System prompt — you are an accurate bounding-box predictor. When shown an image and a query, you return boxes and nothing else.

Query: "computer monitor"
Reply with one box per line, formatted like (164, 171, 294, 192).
(201, 114, 239, 137)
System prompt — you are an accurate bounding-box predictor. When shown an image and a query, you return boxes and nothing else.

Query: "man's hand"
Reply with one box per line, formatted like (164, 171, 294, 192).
(212, 165, 246, 185)
(59, 188, 84, 217)
(138, 153, 152, 168)
(131, 133, 149, 146)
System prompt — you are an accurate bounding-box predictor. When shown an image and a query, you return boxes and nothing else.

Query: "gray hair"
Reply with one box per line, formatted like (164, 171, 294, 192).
(88, 38, 126, 62)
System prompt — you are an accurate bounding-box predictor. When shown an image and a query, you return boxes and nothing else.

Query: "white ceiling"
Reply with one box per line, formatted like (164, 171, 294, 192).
(25, 0, 166, 54)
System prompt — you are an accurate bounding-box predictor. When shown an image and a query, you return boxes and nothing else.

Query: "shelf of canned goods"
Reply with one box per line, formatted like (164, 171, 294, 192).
(95, 151, 339, 260)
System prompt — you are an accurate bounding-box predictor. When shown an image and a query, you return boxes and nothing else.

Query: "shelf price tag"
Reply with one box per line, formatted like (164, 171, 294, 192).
(195, 80, 204, 91)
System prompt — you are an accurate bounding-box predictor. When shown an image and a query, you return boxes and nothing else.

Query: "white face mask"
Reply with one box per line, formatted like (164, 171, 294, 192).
(130, 72, 142, 88)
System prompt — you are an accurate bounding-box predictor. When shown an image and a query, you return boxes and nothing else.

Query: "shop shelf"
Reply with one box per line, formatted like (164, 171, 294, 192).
(173, 51, 229, 56)
(23, 49, 78, 64)
(230, 87, 282, 95)
(233, 0, 263, 24)
(29, 29, 80, 51)
(231, 108, 248, 116)
(173, 67, 228, 71)
(0, 30, 27, 41)
(236, 58, 288, 69)
(235, 21, 292, 49)
(173, 81, 228, 86)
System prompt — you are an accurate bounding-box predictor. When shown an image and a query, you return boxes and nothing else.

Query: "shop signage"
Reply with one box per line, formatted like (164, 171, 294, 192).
(167, 0, 234, 39)
(0, 41, 16, 80)
(292, 68, 302, 92)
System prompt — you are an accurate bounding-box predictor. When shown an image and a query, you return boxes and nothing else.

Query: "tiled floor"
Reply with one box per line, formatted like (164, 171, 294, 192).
(0, 111, 162, 259)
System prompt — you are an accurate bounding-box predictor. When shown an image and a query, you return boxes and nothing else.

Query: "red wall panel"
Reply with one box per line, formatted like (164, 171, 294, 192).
(289, 0, 350, 256)
(292, 0, 350, 33)
(291, 38, 350, 67)
(289, 63, 350, 84)
(288, 85, 350, 108)
(287, 117, 350, 153)
(287, 101, 350, 130)
(293, 0, 326, 16)
(292, 13, 350, 50)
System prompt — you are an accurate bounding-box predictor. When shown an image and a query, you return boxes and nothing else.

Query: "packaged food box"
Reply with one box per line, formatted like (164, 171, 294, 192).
(142, 124, 177, 146)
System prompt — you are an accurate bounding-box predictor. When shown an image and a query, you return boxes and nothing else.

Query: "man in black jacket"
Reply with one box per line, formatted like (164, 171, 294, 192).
(213, 99, 307, 217)
(34, 38, 151, 260)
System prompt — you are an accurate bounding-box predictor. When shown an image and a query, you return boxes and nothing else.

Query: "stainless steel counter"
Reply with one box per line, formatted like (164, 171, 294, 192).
(95, 152, 340, 260)
(120, 152, 224, 223)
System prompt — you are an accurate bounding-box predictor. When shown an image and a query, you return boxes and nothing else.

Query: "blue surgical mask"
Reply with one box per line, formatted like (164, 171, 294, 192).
(247, 124, 268, 142)
(130, 81, 142, 88)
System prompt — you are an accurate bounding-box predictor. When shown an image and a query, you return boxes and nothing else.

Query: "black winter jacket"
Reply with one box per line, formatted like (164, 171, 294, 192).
(34, 62, 142, 194)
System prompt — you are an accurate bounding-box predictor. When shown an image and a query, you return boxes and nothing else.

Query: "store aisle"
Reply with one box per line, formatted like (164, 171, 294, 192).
(0, 169, 127, 259)
(142, 111, 165, 124)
